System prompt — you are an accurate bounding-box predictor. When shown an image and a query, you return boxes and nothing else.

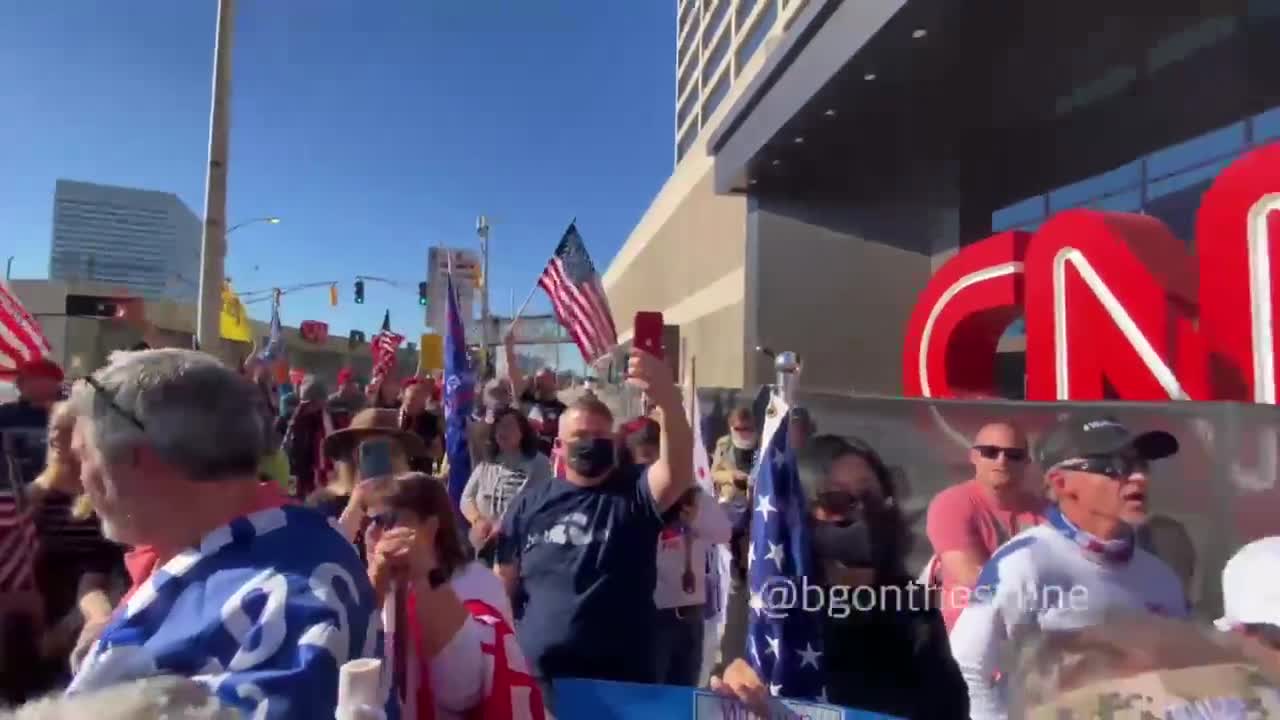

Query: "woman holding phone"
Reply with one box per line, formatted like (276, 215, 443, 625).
(308, 408, 428, 554)
(365, 472, 545, 719)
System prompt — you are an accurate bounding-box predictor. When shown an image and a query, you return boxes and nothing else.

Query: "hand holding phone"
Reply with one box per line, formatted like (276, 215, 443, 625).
(633, 311, 664, 359)
(359, 438, 395, 481)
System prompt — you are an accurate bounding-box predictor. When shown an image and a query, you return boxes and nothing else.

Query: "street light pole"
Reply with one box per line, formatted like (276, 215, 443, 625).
(195, 0, 236, 354)
(476, 215, 491, 377)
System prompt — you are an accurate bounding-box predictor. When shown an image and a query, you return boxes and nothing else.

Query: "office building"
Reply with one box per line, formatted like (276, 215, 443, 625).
(676, 0, 810, 163)
(49, 179, 201, 302)
(606, 0, 1280, 395)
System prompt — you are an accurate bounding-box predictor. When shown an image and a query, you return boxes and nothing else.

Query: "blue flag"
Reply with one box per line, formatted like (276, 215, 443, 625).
(258, 294, 284, 363)
(747, 410, 827, 702)
(443, 273, 474, 516)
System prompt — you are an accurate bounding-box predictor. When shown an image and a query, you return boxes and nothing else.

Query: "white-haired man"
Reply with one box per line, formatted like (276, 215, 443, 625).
(950, 414, 1188, 719)
(64, 349, 391, 719)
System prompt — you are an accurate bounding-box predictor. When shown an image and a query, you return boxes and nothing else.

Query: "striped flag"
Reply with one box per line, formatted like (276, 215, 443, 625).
(371, 310, 405, 384)
(0, 281, 53, 381)
(537, 223, 617, 364)
(748, 410, 827, 702)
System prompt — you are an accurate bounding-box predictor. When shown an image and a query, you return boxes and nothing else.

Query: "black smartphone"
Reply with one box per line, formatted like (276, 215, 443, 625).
(358, 439, 394, 480)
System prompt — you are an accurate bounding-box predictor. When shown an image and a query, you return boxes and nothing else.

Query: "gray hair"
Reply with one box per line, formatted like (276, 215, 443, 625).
(8, 676, 239, 719)
(66, 348, 266, 481)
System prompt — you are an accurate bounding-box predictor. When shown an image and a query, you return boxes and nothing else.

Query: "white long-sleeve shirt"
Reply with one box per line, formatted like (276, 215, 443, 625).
(949, 515, 1188, 720)
(654, 489, 732, 609)
(384, 561, 516, 720)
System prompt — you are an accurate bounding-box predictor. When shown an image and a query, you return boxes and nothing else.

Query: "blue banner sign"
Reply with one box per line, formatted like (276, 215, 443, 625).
(553, 679, 902, 720)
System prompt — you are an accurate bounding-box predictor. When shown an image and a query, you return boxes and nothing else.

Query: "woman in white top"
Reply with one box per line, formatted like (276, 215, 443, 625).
(364, 472, 544, 720)
(460, 408, 552, 565)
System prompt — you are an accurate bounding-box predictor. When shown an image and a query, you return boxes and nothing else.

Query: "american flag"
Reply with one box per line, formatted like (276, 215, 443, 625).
(371, 309, 405, 383)
(257, 292, 284, 363)
(747, 409, 827, 702)
(0, 436, 37, 593)
(537, 223, 617, 364)
(0, 281, 53, 381)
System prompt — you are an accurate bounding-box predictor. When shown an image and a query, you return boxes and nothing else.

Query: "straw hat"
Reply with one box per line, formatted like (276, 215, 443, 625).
(322, 408, 428, 460)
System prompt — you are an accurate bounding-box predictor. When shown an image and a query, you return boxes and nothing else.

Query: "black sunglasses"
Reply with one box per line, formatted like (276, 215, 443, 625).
(973, 445, 1028, 462)
(816, 490, 885, 515)
(1057, 455, 1149, 479)
(368, 510, 400, 530)
(80, 376, 146, 431)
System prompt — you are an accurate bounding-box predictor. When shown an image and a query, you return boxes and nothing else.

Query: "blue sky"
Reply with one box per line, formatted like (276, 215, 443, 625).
(0, 1, 673, 366)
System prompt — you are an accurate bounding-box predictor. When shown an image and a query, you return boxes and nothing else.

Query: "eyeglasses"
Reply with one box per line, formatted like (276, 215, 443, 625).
(1057, 455, 1149, 479)
(973, 445, 1028, 462)
(80, 376, 145, 431)
(816, 490, 885, 515)
(368, 510, 399, 530)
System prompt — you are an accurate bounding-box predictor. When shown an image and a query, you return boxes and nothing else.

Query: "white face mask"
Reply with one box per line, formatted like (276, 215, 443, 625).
(731, 432, 758, 450)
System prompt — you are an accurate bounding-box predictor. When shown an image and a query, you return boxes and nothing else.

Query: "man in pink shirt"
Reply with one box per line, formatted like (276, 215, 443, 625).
(926, 421, 1047, 631)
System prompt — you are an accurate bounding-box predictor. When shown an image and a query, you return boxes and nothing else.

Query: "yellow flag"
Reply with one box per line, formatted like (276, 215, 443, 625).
(219, 281, 253, 342)
(419, 333, 444, 372)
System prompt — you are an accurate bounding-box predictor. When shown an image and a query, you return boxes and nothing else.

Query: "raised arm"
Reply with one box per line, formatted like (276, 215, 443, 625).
(626, 349, 693, 512)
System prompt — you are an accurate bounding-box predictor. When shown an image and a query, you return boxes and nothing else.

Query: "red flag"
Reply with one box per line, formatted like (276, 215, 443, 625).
(0, 281, 53, 381)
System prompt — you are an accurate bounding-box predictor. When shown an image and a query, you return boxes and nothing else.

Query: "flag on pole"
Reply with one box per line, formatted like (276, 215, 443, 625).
(258, 291, 285, 363)
(0, 281, 52, 381)
(219, 281, 253, 343)
(687, 361, 732, 685)
(747, 410, 826, 702)
(537, 223, 617, 364)
(371, 310, 405, 384)
(443, 274, 474, 513)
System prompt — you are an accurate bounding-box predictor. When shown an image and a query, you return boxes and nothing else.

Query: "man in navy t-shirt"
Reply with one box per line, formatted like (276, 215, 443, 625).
(495, 348, 694, 706)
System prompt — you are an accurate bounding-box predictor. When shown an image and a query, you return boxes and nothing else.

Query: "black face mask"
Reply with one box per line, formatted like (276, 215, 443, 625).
(566, 437, 616, 478)
(812, 509, 898, 570)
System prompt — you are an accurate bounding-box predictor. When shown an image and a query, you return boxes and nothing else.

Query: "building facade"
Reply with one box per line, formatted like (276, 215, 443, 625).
(49, 180, 201, 303)
(676, 0, 811, 163)
(608, 0, 1280, 396)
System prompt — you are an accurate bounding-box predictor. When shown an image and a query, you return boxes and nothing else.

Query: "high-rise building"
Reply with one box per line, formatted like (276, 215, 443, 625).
(49, 179, 201, 302)
(676, 0, 809, 163)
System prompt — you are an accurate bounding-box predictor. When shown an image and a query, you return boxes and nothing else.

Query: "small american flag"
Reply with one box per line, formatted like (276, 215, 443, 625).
(537, 223, 617, 364)
(0, 281, 53, 380)
(0, 436, 37, 593)
(747, 409, 827, 702)
(371, 310, 405, 383)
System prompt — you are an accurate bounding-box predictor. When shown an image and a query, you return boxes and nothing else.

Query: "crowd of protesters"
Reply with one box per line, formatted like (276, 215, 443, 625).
(0, 313, 1279, 719)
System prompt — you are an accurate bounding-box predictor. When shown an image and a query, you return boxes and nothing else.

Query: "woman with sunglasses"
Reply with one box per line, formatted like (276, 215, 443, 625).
(364, 472, 545, 720)
(712, 434, 968, 719)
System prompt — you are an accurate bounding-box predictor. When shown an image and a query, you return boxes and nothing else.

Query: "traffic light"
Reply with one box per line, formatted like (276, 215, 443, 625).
(417, 281, 428, 306)
(354, 280, 365, 304)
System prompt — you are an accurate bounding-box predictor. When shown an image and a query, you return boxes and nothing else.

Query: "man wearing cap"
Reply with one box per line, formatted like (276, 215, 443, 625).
(950, 414, 1189, 720)
(1, 357, 65, 487)
(326, 368, 365, 430)
(1216, 536, 1280, 675)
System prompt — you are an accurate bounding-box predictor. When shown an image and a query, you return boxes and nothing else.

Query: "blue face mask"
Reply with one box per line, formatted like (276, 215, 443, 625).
(566, 437, 616, 478)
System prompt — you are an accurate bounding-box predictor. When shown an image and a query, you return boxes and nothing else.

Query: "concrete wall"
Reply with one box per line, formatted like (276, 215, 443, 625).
(746, 194, 936, 394)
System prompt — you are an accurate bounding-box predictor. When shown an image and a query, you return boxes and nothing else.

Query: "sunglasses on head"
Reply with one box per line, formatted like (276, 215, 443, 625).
(79, 376, 146, 431)
(1057, 455, 1148, 479)
(973, 445, 1028, 462)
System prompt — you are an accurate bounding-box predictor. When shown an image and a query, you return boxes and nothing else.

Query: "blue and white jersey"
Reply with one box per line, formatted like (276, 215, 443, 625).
(949, 507, 1188, 720)
(68, 505, 395, 720)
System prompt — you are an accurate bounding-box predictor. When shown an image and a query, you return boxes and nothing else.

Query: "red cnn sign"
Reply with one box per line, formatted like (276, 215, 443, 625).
(903, 142, 1280, 403)
(299, 320, 329, 345)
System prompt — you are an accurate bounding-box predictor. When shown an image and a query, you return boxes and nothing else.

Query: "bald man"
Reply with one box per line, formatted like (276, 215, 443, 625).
(926, 422, 1048, 631)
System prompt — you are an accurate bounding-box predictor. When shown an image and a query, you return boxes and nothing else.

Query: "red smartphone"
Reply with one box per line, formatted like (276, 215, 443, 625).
(633, 311, 664, 359)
